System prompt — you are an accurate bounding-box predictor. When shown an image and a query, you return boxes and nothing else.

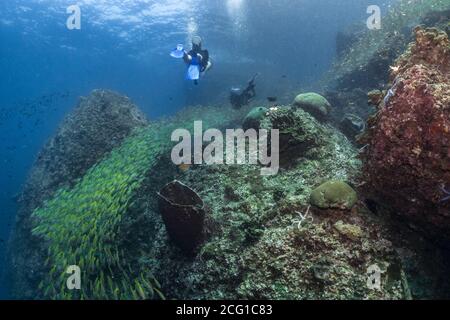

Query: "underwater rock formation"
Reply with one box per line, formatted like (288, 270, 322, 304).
(310, 180, 357, 210)
(362, 27, 450, 244)
(158, 180, 206, 254)
(333, 220, 363, 241)
(258, 106, 326, 167)
(18, 89, 148, 217)
(324, 88, 374, 131)
(339, 114, 366, 143)
(142, 104, 416, 300)
(11, 102, 247, 300)
(8, 89, 149, 298)
(323, 1, 450, 127)
(421, 9, 450, 29)
(336, 24, 364, 58)
(367, 89, 385, 107)
(293, 93, 330, 122)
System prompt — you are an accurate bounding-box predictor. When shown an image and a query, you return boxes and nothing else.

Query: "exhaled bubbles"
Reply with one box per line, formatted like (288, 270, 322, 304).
(187, 17, 198, 40)
(226, 0, 247, 33)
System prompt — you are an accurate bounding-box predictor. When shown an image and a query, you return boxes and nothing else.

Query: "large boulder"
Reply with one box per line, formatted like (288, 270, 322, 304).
(362, 27, 450, 244)
(8, 89, 149, 298)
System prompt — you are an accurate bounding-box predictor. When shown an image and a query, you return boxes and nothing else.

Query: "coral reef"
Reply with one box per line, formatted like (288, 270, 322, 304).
(9, 90, 248, 299)
(333, 220, 363, 241)
(335, 23, 364, 58)
(293, 93, 331, 122)
(362, 26, 450, 244)
(326, 0, 450, 91)
(10, 84, 450, 299)
(258, 106, 326, 167)
(137, 104, 414, 300)
(321, 1, 450, 131)
(9, 14, 450, 298)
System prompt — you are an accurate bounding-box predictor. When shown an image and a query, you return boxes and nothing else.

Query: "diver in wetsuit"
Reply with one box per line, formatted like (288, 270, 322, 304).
(183, 36, 212, 85)
(230, 73, 259, 109)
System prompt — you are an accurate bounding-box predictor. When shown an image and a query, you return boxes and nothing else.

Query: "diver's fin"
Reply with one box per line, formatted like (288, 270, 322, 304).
(187, 64, 200, 81)
(170, 44, 185, 58)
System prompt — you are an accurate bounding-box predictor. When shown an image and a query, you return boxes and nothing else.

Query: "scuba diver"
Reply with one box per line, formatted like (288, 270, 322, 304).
(170, 36, 212, 85)
(230, 73, 259, 109)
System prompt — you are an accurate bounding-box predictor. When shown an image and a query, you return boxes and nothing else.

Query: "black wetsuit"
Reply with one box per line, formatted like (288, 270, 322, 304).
(230, 75, 258, 109)
(184, 49, 210, 72)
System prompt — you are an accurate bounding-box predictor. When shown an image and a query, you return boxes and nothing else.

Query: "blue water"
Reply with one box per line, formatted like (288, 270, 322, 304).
(0, 0, 394, 299)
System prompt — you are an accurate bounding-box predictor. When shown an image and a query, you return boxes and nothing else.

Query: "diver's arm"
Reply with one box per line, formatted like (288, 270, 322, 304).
(248, 73, 259, 86)
(183, 51, 193, 64)
(244, 83, 256, 99)
(249, 87, 256, 99)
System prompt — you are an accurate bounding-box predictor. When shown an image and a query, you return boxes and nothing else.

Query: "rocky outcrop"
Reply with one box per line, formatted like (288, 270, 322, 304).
(362, 27, 450, 244)
(336, 24, 364, 58)
(258, 106, 326, 167)
(339, 114, 366, 142)
(8, 89, 148, 298)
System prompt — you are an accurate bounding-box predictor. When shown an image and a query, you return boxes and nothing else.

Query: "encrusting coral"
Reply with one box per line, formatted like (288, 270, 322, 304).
(362, 26, 450, 243)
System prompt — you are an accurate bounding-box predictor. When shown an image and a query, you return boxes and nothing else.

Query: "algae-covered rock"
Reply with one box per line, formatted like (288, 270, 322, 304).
(334, 220, 363, 240)
(310, 180, 357, 210)
(259, 106, 325, 167)
(242, 106, 268, 130)
(293, 92, 331, 122)
(339, 113, 366, 142)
